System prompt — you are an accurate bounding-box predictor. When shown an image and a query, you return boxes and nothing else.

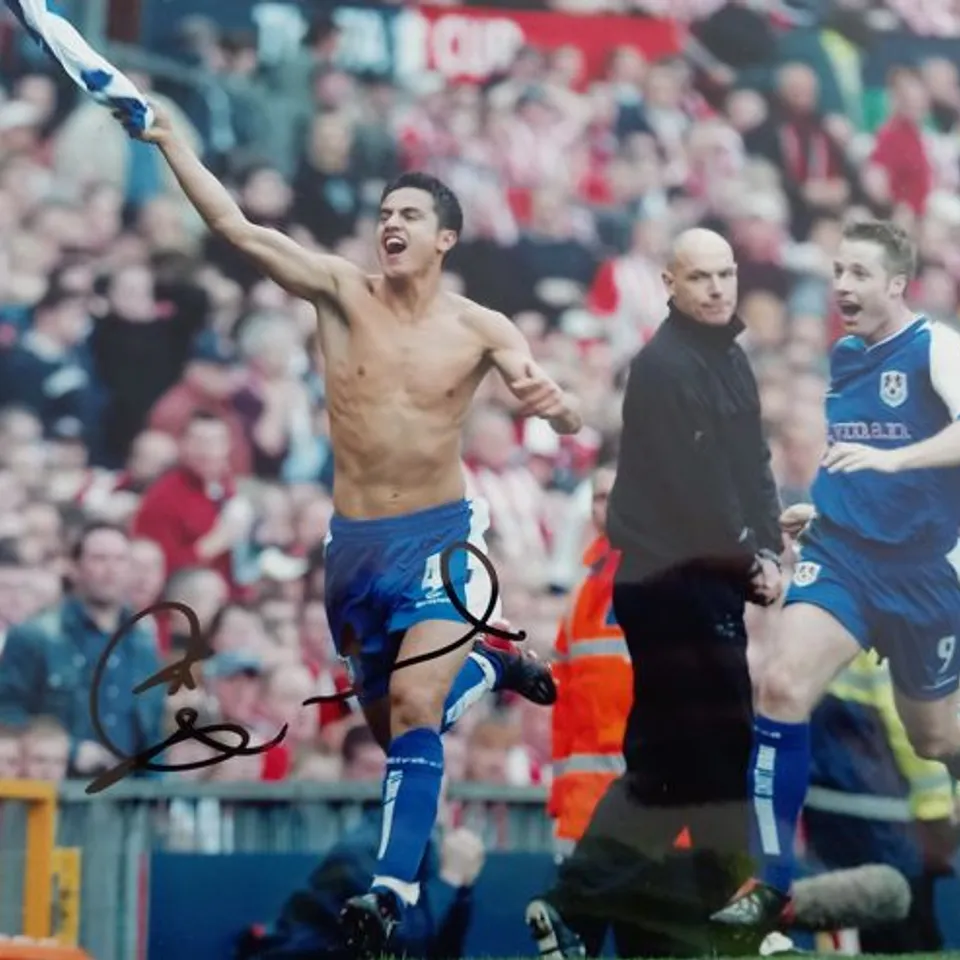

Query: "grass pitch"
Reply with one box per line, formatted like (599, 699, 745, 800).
(485, 955, 960, 959)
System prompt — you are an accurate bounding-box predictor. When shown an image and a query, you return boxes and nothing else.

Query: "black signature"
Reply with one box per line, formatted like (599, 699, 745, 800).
(303, 540, 524, 706)
(86, 542, 523, 794)
(85, 600, 288, 795)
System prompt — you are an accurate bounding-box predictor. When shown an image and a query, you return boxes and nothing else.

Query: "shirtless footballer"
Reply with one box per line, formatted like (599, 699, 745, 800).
(132, 105, 581, 957)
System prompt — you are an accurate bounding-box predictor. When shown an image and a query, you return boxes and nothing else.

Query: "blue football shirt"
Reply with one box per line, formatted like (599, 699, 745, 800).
(811, 316, 960, 554)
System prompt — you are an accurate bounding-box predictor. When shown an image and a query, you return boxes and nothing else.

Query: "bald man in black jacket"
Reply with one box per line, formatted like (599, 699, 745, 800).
(527, 228, 785, 958)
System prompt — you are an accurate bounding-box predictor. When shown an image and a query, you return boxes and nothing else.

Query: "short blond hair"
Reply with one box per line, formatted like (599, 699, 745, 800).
(842, 219, 917, 281)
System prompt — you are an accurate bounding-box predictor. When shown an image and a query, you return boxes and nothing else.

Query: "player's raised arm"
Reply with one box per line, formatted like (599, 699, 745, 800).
(472, 306, 582, 435)
(130, 104, 356, 301)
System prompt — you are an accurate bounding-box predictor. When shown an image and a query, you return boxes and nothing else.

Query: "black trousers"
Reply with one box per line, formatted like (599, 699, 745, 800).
(546, 565, 756, 957)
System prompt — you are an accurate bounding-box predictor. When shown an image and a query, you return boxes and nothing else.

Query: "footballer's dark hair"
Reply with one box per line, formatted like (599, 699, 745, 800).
(380, 172, 464, 237)
(842, 219, 917, 281)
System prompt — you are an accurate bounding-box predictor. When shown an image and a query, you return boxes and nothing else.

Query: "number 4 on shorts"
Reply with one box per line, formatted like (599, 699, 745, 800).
(937, 635, 957, 675)
(422, 552, 444, 594)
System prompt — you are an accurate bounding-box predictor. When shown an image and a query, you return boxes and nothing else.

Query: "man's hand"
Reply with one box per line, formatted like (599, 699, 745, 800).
(822, 442, 904, 474)
(74, 739, 116, 774)
(779, 503, 816, 540)
(113, 100, 173, 145)
(439, 827, 486, 888)
(510, 361, 566, 418)
(196, 496, 256, 560)
(220, 496, 256, 541)
(510, 362, 582, 433)
(747, 555, 783, 607)
(480, 309, 581, 433)
(916, 817, 959, 876)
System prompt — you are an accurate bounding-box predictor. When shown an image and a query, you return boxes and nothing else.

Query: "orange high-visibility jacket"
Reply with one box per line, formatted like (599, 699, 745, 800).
(549, 535, 633, 856)
(549, 535, 691, 857)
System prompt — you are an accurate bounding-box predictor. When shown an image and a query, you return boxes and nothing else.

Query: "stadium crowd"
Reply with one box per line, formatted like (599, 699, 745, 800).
(0, 0, 960, 796)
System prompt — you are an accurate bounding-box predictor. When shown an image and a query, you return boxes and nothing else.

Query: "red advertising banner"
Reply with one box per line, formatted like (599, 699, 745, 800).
(408, 6, 682, 83)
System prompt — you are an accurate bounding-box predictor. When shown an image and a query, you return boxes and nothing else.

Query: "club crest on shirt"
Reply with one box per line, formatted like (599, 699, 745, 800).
(792, 561, 821, 587)
(879, 370, 908, 408)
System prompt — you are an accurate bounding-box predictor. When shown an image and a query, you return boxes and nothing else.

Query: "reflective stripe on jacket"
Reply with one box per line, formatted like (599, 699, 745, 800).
(549, 535, 633, 849)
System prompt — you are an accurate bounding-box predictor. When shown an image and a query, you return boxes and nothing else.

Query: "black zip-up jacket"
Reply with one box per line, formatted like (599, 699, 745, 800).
(607, 303, 782, 584)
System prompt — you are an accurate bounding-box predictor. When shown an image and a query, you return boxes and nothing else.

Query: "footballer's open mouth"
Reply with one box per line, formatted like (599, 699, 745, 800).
(838, 301, 862, 317)
(383, 235, 408, 256)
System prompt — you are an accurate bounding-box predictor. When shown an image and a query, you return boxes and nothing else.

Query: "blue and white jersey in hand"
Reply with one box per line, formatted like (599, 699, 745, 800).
(4, 0, 153, 134)
(811, 316, 960, 557)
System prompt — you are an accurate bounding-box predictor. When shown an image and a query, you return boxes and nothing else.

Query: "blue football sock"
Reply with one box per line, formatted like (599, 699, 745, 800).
(440, 651, 499, 733)
(371, 727, 445, 905)
(749, 715, 811, 894)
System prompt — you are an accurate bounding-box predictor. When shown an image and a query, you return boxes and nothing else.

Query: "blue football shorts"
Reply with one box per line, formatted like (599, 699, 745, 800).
(323, 497, 501, 704)
(784, 521, 960, 701)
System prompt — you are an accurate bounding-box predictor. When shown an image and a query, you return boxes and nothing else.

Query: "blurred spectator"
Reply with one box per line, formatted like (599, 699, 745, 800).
(0, 97, 43, 159)
(203, 650, 264, 729)
(18, 500, 60, 567)
(300, 596, 354, 725)
(256, 661, 319, 780)
(350, 75, 402, 182)
(744, 62, 851, 238)
(20, 715, 69, 781)
(0, 280, 99, 450)
(208, 601, 270, 658)
(0, 725, 21, 777)
(148, 332, 252, 477)
(238, 777, 482, 960)
(514, 185, 598, 317)
(0, 522, 163, 778)
(0, 405, 43, 451)
(293, 113, 364, 248)
(464, 717, 517, 784)
(772, 0, 874, 127)
(162, 565, 230, 657)
(211, 30, 274, 177)
(443, 732, 469, 784)
(0, 544, 31, 642)
(203, 166, 294, 292)
(77, 430, 179, 523)
(920, 57, 960, 135)
(129, 537, 168, 612)
(686, 0, 779, 102)
(233, 312, 314, 481)
(464, 407, 551, 579)
(90, 262, 207, 466)
(132, 411, 252, 590)
(341, 724, 386, 782)
(917, 263, 959, 326)
(257, 13, 342, 176)
(587, 214, 672, 353)
(52, 72, 202, 209)
(867, 66, 933, 217)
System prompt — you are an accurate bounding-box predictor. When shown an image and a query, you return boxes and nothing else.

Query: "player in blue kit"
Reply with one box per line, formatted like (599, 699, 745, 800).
(132, 107, 577, 959)
(711, 219, 960, 934)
